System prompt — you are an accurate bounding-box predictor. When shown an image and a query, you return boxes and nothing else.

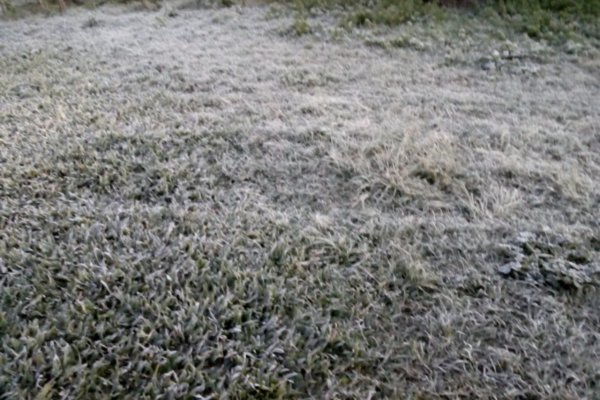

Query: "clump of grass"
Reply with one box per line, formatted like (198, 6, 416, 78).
(346, 0, 444, 26)
(0, 0, 15, 15)
(290, 15, 312, 35)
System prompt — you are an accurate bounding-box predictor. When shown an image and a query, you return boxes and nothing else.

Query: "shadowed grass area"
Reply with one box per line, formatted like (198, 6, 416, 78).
(278, 0, 600, 42)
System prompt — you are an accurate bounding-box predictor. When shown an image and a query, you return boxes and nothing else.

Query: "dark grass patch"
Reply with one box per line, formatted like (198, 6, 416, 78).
(277, 0, 600, 42)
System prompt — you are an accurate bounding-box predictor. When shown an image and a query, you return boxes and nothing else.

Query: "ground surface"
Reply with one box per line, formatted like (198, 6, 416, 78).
(0, 3, 599, 399)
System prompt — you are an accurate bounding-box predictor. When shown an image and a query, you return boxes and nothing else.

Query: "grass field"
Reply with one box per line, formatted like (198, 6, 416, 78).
(1, 1, 599, 398)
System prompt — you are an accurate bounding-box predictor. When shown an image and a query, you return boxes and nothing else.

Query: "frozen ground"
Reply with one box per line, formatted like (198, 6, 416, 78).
(0, 3, 599, 398)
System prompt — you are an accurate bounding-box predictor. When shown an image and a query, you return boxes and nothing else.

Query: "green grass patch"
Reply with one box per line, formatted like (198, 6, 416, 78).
(489, 0, 600, 41)
(275, 0, 600, 42)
